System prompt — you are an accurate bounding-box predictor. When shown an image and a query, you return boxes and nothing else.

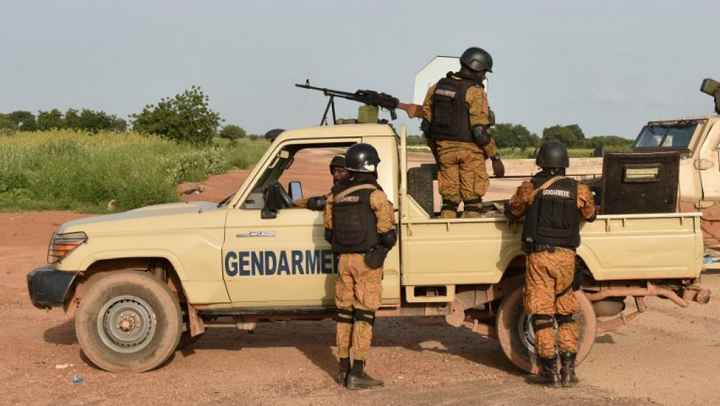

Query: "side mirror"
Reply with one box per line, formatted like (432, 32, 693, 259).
(289, 181, 303, 201)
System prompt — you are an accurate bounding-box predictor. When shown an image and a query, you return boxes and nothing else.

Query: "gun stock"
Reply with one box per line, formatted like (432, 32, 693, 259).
(397, 102, 425, 119)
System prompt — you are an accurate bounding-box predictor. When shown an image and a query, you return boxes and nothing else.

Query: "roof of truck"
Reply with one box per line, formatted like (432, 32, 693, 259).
(275, 123, 397, 142)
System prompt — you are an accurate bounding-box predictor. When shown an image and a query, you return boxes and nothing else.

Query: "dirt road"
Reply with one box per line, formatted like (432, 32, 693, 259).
(2, 154, 718, 405)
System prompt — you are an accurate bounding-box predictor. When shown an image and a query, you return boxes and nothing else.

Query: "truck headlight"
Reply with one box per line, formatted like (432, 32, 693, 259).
(48, 232, 88, 264)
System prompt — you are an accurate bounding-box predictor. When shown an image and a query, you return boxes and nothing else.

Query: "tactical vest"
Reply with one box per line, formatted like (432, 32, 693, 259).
(521, 176, 581, 252)
(331, 184, 379, 254)
(428, 75, 475, 142)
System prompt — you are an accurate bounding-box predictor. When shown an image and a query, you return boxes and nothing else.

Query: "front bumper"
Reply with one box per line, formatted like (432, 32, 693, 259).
(27, 266, 77, 309)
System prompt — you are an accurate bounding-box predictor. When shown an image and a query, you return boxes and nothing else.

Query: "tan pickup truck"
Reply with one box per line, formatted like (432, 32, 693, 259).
(27, 123, 711, 374)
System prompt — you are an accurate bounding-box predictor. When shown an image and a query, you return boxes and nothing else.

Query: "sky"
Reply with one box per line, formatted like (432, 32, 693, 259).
(1, 0, 719, 139)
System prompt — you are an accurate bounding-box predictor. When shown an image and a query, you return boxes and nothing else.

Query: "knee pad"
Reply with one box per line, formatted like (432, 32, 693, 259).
(441, 200, 459, 212)
(353, 309, 376, 326)
(532, 314, 555, 332)
(555, 313, 575, 325)
(336, 308, 354, 324)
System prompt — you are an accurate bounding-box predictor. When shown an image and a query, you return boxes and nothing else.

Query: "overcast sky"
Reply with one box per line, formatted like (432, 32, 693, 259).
(2, 0, 719, 138)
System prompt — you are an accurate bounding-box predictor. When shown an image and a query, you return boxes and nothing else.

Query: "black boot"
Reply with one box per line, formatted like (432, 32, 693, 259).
(560, 351, 578, 387)
(345, 360, 384, 390)
(336, 357, 350, 385)
(533, 355, 560, 388)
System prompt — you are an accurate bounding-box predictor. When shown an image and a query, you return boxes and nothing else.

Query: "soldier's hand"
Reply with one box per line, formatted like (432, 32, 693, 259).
(491, 157, 505, 178)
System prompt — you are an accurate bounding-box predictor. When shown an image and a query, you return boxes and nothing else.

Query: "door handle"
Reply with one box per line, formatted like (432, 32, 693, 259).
(236, 231, 275, 238)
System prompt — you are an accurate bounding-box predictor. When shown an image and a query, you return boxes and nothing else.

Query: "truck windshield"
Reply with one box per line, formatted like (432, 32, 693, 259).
(633, 122, 697, 150)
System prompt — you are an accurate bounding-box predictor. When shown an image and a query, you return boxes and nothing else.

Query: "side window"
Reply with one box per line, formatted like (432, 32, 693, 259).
(241, 143, 352, 210)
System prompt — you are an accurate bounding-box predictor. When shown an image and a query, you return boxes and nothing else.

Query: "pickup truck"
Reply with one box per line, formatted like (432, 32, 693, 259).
(27, 123, 711, 374)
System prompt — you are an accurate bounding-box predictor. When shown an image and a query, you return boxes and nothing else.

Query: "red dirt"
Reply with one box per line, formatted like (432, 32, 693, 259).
(2, 153, 718, 405)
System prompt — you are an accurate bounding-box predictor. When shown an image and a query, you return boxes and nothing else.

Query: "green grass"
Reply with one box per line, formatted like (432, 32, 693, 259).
(0, 131, 268, 212)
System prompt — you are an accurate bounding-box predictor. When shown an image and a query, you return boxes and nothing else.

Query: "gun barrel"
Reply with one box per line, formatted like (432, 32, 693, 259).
(294, 83, 356, 99)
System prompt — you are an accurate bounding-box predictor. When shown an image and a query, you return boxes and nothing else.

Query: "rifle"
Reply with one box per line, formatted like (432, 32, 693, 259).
(295, 80, 424, 125)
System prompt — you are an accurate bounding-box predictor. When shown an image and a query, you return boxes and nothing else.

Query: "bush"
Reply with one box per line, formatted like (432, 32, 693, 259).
(220, 124, 246, 140)
(0, 131, 268, 212)
(131, 86, 222, 144)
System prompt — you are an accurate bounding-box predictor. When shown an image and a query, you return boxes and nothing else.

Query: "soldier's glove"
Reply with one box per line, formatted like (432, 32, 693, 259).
(488, 109, 496, 126)
(306, 196, 326, 211)
(324, 228, 333, 244)
(491, 156, 505, 178)
(364, 245, 389, 269)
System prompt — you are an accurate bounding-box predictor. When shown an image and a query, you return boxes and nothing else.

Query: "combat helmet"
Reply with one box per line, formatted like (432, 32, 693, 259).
(536, 141, 570, 169)
(329, 154, 346, 174)
(345, 143, 380, 173)
(460, 47, 493, 73)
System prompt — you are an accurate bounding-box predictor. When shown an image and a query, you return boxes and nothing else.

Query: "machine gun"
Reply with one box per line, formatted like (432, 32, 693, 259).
(700, 78, 720, 114)
(295, 80, 423, 125)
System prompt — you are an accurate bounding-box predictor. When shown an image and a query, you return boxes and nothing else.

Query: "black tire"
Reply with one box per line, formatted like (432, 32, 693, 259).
(407, 163, 436, 216)
(496, 288, 596, 374)
(75, 271, 182, 372)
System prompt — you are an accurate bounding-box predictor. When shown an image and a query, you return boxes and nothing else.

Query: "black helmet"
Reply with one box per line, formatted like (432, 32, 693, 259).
(536, 141, 569, 169)
(460, 47, 493, 73)
(345, 143, 380, 173)
(329, 154, 346, 174)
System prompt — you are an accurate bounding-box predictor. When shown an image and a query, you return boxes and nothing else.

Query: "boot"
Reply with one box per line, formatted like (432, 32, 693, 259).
(439, 209, 458, 219)
(532, 355, 560, 388)
(560, 351, 579, 387)
(336, 357, 350, 385)
(345, 360, 384, 390)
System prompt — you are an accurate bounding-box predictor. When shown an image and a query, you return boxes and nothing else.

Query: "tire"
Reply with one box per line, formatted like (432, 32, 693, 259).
(75, 271, 182, 372)
(407, 163, 436, 216)
(496, 288, 596, 374)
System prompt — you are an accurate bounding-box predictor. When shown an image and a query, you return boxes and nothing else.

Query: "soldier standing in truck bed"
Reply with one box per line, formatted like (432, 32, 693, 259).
(421, 47, 505, 218)
(505, 141, 596, 388)
(323, 143, 396, 390)
(293, 154, 348, 210)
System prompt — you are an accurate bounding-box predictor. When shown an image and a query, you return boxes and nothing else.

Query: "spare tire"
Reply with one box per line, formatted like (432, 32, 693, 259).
(407, 164, 436, 216)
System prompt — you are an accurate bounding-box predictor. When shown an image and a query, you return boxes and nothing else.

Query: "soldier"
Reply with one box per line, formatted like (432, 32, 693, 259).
(421, 47, 505, 218)
(324, 143, 396, 390)
(504, 141, 596, 388)
(293, 154, 348, 210)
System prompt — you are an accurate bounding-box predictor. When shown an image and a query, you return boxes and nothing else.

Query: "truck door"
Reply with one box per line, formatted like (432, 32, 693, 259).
(222, 139, 356, 307)
(697, 121, 720, 200)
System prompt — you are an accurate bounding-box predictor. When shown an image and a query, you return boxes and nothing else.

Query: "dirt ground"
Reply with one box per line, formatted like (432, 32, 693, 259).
(2, 152, 719, 406)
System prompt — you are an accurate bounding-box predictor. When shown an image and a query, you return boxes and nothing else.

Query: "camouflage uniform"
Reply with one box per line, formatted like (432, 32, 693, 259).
(324, 189, 394, 361)
(508, 180, 596, 358)
(423, 79, 496, 218)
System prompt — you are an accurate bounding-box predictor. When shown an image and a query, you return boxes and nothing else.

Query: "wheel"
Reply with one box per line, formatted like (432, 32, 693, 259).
(496, 288, 596, 374)
(75, 271, 182, 372)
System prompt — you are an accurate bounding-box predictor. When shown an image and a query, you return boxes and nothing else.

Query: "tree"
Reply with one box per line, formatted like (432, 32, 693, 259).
(490, 123, 539, 151)
(219, 124, 246, 140)
(131, 86, 222, 144)
(8, 111, 37, 131)
(542, 124, 582, 147)
(64, 109, 82, 130)
(0, 113, 14, 130)
(37, 109, 64, 130)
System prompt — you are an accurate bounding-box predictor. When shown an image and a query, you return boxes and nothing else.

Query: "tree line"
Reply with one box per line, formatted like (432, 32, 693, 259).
(0, 86, 250, 144)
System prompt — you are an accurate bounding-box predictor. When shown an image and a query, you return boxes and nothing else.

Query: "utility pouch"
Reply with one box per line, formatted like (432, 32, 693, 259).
(364, 246, 388, 269)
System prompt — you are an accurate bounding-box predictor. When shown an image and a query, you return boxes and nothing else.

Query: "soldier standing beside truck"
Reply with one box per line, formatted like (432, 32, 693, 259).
(421, 47, 505, 218)
(324, 143, 396, 390)
(505, 141, 596, 388)
(293, 154, 348, 210)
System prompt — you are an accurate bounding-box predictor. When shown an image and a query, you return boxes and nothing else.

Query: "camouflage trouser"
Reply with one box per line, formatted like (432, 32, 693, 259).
(335, 253, 383, 361)
(524, 248, 578, 358)
(436, 140, 488, 218)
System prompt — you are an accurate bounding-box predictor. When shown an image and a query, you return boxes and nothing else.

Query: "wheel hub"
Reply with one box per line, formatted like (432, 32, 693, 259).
(97, 295, 157, 354)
